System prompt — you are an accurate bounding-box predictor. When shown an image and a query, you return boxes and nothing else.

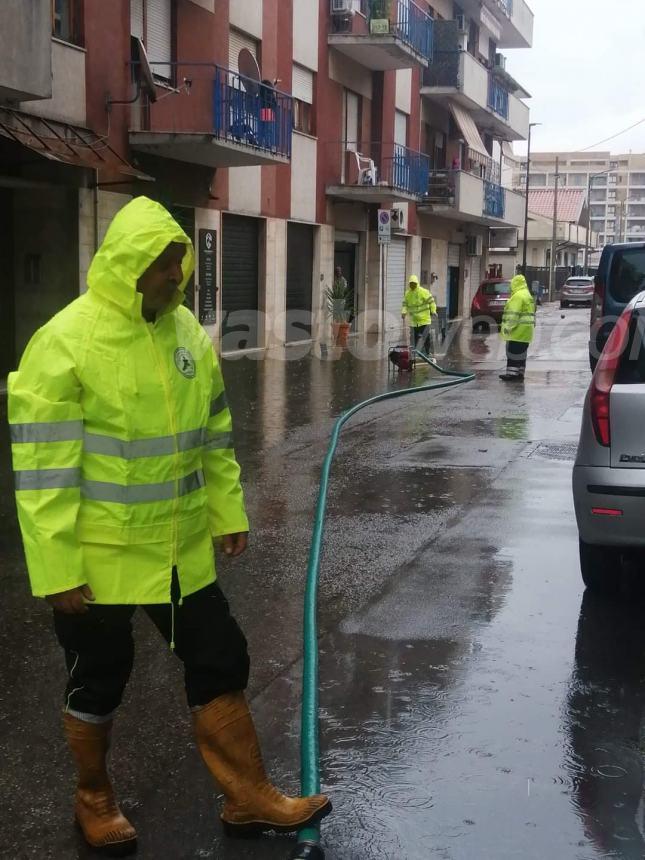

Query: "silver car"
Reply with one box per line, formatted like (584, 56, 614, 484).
(573, 290, 645, 593)
(561, 276, 594, 309)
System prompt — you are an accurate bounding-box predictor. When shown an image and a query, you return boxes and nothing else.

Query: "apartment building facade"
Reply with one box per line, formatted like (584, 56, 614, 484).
(513, 151, 645, 249)
(0, 0, 533, 377)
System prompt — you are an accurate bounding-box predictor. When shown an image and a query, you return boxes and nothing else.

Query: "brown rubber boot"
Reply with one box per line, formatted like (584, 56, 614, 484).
(63, 713, 137, 856)
(193, 692, 331, 837)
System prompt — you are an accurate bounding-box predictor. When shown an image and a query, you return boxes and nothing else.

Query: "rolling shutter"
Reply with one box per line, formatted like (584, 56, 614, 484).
(146, 0, 172, 65)
(395, 110, 408, 147)
(448, 243, 461, 268)
(345, 90, 359, 152)
(222, 215, 260, 350)
(292, 64, 314, 104)
(229, 29, 258, 74)
(286, 223, 314, 342)
(130, 0, 144, 38)
(385, 237, 407, 326)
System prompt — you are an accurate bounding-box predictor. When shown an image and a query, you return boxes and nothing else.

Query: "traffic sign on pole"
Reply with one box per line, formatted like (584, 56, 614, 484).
(378, 208, 391, 244)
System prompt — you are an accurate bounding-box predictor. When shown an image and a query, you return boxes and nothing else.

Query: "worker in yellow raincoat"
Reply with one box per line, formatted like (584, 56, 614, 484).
(499, 274, 536, 381)
(8, 197, 330, 853)
(401, 274, 438, 355)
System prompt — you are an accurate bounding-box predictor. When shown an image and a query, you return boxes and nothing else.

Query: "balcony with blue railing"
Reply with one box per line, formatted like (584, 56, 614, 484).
(326, 140, 431, 202)
(487, 76, 509, 120)
(328, 0, 433, 71)
(129, 65, 293, 169)
(213, 67, 292, 160)
(483, 180, 505, 219)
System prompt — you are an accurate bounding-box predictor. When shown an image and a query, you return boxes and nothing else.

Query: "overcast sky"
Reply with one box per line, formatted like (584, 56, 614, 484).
(507, 0, 645, 157)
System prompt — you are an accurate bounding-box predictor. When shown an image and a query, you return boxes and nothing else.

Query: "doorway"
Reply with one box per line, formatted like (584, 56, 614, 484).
(334, 242, 356, 324)
(448, 266, 460, 319)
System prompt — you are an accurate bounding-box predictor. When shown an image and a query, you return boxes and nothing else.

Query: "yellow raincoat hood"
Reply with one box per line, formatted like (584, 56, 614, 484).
(87, 196, 195, 318)
(510, 274, 528, 295)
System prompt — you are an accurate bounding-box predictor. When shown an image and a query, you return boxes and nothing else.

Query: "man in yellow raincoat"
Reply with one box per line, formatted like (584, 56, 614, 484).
(8, 197, 329, 853)
(400, 274, 438, 355)
(499, 273, 536, 381)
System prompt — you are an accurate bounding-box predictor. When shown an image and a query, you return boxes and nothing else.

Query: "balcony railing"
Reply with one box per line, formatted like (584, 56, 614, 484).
(385, 143, 431, 195)
(487, 76, 509, 119)
(331, 141, 430, 198)
(483, 181, 505, 219)
(389, 0, 433, 60)
(213, 67, 292, 159)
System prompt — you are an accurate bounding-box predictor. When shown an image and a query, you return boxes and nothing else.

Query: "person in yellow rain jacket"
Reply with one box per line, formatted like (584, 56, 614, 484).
(499, 273, 536, 381)
(401, 274, 438, 355)
(8, 197, 329, 854)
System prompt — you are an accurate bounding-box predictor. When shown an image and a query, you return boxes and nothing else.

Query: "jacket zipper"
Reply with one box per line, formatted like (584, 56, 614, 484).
(146, 323, 180, 572)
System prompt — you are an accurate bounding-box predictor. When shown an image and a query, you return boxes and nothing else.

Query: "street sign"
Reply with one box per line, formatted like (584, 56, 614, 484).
(198, 228, 217, 325)
(378, 208, 391, 245)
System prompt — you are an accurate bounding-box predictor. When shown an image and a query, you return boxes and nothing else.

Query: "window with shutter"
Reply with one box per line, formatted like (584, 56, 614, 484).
(130, 0, 173, 81)
(293, 65, 314, 136)
(229, 29, 258, 75)
(146, 0, 172, 78)
(130, 0, 144, 39)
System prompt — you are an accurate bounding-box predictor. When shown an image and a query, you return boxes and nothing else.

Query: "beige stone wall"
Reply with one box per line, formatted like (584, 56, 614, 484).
(78, 189, 130, 293)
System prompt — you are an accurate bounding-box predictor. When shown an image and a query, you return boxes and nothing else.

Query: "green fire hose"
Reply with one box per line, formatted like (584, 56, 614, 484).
(290, 351, 475, 859)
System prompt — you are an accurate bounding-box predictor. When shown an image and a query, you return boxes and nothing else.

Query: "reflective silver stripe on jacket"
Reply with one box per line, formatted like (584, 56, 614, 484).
(204, 431, 233, 451)
(10, 420, 84, 444)
(82, 469, 205, 505)
(209, 391, 228, 416)
(83, 428, 205, 459)
(14, 468, 82, 490)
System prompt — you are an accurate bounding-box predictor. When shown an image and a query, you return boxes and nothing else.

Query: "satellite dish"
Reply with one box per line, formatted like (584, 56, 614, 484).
(132, 36, 158, 103)
(238, 48, 261, 96)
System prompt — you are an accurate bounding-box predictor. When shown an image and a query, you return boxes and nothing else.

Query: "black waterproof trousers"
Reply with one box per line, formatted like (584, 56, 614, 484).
(53, 570, 250, 717)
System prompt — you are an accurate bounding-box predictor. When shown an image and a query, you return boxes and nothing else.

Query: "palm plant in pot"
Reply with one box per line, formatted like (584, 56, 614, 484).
(325, 280, 352, 348)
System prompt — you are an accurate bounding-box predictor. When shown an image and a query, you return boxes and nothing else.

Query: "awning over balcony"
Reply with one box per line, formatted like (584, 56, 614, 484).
(0, 107, 151, 181)
(449, 102, 489, 161)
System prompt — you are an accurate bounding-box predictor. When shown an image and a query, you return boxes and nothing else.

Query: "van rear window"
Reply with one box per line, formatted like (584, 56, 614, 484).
(609, 248, 645, 303)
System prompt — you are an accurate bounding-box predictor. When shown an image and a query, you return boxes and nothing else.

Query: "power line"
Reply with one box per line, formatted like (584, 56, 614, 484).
(579, 117, 645, 152)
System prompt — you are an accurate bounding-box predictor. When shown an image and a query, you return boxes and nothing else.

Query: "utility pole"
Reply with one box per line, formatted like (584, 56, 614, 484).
(584, 172, 592, 274)
(522, 123, 541, 275)
(549, 156, 559, 302)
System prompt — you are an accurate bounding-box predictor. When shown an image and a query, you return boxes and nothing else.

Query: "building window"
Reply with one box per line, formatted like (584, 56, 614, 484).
(52, 0, 83, 46)
(131, 0, 174, 82)
(292, 64, 314, 136)
(568, 173, 586, 187)
(528, 173, 547, 187)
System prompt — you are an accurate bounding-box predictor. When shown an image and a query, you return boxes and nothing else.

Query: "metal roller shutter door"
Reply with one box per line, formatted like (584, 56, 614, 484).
(448, 243, 461, 268)
(385, 237, 407, 327)
(222, 215, 260, 349)
(286, 223, 314, 342)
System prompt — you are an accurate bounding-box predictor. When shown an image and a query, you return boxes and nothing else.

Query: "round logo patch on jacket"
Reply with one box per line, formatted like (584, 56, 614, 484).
(174, 348, 196, 378)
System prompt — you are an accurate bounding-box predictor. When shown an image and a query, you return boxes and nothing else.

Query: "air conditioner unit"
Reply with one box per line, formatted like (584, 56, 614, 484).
(466, 235, 484, 256)
(494, 52, 507, 71)
(391, 207, 406, 232)
(455, 14, 468, 33)
(331, 0, 352, 14)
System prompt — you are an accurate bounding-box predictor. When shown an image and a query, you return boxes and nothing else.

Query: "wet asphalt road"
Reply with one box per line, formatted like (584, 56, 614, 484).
(2, 305, 645, 859)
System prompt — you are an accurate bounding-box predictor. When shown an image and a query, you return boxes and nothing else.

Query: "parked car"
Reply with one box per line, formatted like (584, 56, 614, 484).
(589, 241, 645, 369)
(471, 279, 511, 330)
(560, 276, 594, 309)
(573, 290, 645, 593)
